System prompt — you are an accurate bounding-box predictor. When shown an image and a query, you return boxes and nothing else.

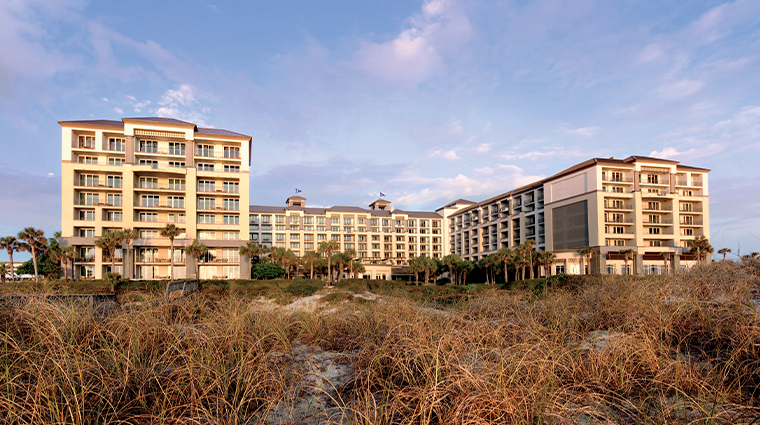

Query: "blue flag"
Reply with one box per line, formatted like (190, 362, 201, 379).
(295, 188, 302, 194)
(380, 192, 386, 197)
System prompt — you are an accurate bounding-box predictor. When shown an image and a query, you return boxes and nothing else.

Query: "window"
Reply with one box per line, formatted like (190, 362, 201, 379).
(648, 214, 660, 224)
(331, 217, 339, 224)
(79, 156, 98, 164)
(168, 161, 185, 168)
(222, 232, 240, 240)
(317, 234, 326, 241)
(78, 193, 99, 206)
(647, 201, 661, 210)
(250, 233, 259, 241)
(316, 217, 325, 224)
(105, 211, 123, 222)
(78, 228, 95, 238)
(224, 146, 240, 158)
(304, 217, 313, 224)
(167, 196, 184, 208)
(109, 138, 125, 151)
(198, 198, 215, 210)
(141, 195, 159, 207)
(169, 142, 185, 155)
(304, 243, 313, 249)
(223, 182, 239, 193)
(382, 219, 389, 226)
(343, 218, 353, 225)
(556, 264, 566, 274)
(344, 227, 352, 233)
(198, 180, 215, 192)
(198, 163, 214, 172)
(275, 225, 285, 231)
(682, 216, 694, 225)
(79, 174, 98, 187)
(289, 226, 299, 231)
(139, 212, 157, 222)
(139, 177, 157, 189)
(78, 135, 95, 149)
(648, 227, 661, 235)
(223, 215, 239, 225)
(169, 179, 185, 190)
(649, 240, 662, 247)
(343, 235, 353, 241)
(331, 227, 339, 232)
(139, 159, 158, 169)
(647, 174, 659, 184)
(304, 234, 313, 241)
(224, 165, 240, 173)
(682, 228, 694, 236)
(140, 230, 159, 239)
(262, 215, 271, 223)
(108, 157, 124, 166)
(222, 199, 239, 211)
(168, 213, 185, 223)
(139, 140, 158, 153)
(290, 234, 300, 240)
(107, 175, 122, 188)
(331, 235, 339, 241)
(276, 234, 285, 241)
(220, 248, 239, 263)
(261, 224, 272, 231)
(606, 264, 616, 274)
(289, 216, 300, 223)
(290, 242, 300, 249)
(199, 231, 216, 240)
(107, 194, 122, 206)
(78, 210, 95, 221)
(197, 144, 215, 157)
(276, 216, 285, 223)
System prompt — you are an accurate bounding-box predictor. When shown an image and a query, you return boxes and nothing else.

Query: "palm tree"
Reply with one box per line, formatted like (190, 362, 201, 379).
(60, 247, 76, 281)
(717, 248, 731, 261)
(302, 251, 320, 279)
(577, 246, 594, 275)
(659, 252, 670, 274)
(333, 252, 349, 281)
(318, 240, 340, 283)
(689, 235, 713, 263)
(352, 261, 366, 277)
(239, 241, 259, 278)
(0, 263, 7, 283)
(184, 239, 208, 280)
(513, 246, 528, 280)
(17, 227, 47, 282)
(441, 254, 461, 285)
(160, 224, 183, 280)
(284, 250, 299, 279)
(496, 248, 514, 284)
(620, 249, 634, 275)
(525, 239, 537, 279)
(0, 236, 19, 282)
(459, 260, 475, 285)
(537, 251, 556, 278)
(120, 228, 139, 279)
(95, 230, 124, 275)
(408, 256, 422, 285)
(343, 248, 357, 277)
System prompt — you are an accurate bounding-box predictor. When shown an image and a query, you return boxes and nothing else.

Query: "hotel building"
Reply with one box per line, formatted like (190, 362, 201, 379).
(59, 117, 709, 279)
(249, 197, 443, 280)
(443, 156, 710, 275)
(59, 117, 251, 279)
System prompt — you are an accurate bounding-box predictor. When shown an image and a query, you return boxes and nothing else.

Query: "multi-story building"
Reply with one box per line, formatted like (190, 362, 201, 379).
(444, 156, 710, 275)
(249, 196, 443, 279)
(59, 117, 251, 279)
(59, 116, 709, 280)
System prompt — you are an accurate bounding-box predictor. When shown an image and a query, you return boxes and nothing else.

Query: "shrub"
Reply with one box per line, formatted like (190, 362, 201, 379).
(283, 280, 323, 296)
(251, 263, 286, 280)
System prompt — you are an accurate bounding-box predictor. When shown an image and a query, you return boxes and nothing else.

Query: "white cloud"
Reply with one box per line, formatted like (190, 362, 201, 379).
(657, 79, 705, 100)
(353, 0, 471, 85)
(113, 107, 123, 114)
(390, 165, 541, 207)
(502, 148, 582, 161)
(649, 144, 726, 162)
(565, 126, 598, 137)
(432, 149, 459, 160)
(475, 143, 491, 153)
(160, 84, 196, 107)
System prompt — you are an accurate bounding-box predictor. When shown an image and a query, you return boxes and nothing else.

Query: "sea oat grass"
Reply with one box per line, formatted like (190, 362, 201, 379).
(0, 262, 758, 423)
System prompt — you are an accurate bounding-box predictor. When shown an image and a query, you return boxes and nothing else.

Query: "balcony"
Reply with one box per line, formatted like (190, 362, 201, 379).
(643, 206, 672, 212)
(75, 257, 95, 263)
(604, 203, 634, 211)
(135, 201, 185, 209)
(679, 207, 703, 213)
(605, 218, 634, 224)
(679, 220, 704, 226)
(676, 180, 703, 187)
(602, 176, 633, 183)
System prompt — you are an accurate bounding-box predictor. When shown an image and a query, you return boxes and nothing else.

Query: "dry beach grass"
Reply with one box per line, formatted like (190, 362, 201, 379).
(0, 261, 758, 424)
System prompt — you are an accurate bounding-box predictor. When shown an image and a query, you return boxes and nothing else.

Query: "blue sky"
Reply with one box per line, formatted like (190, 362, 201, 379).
(1, 0, 760, 260)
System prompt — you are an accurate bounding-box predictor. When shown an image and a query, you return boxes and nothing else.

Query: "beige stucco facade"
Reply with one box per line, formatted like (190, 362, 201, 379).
(60, 117, 251, 279)
(446, 156, 710, 276)
(249, 197, 443, 280)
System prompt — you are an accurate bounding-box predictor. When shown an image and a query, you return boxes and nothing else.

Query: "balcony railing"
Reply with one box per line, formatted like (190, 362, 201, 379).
(602, 176, 633, 182)
(642, 219, 673, 224)
(605, 218, 634, 223)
